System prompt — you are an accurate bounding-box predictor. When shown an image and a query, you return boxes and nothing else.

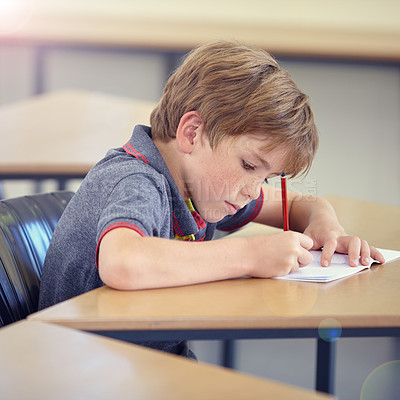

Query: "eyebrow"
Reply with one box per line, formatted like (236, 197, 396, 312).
(251, 151, 271, 170)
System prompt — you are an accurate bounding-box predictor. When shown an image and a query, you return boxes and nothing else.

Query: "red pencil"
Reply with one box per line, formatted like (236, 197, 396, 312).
(281, 173, 289, 231)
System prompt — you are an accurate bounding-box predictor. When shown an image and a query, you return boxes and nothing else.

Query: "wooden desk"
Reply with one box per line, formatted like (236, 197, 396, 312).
(29, 196, 400, 394)
(28, 259, 400, 330)
(0, 90, 155, 188)
(0, 321, 334, 400)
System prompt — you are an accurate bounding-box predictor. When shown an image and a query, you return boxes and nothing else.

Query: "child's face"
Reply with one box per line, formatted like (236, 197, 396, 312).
(186, 133, 287, 223)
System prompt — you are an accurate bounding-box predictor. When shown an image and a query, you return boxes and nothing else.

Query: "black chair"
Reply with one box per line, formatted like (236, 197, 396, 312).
(0, 191, 74, 327)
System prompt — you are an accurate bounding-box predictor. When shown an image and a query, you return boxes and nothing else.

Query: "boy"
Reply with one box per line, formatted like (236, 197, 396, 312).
(38, 41, 384, 358)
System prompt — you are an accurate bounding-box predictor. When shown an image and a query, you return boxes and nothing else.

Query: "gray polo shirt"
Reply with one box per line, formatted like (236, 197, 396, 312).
(38, 125, 263, 357)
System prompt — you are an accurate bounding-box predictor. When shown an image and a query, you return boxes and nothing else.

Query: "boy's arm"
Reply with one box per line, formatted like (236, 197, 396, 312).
(253, 184, 385, 267)
(97, 227, 313, 290)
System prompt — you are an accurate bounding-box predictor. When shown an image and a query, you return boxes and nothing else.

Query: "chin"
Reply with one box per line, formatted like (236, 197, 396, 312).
(205, 217, 223, 224)
(202, 210, 226, 223)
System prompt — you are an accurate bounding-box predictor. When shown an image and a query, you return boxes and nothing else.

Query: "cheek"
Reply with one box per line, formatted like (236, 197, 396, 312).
(209, 170, 243, 200)
(195, 150, 243, 200)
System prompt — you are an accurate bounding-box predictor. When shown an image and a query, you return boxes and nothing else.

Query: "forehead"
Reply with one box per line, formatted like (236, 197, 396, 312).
(232, 133, 287, 157)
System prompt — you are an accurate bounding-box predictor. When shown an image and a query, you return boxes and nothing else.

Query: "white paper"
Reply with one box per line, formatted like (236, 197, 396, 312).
(274, 248, 400, 283)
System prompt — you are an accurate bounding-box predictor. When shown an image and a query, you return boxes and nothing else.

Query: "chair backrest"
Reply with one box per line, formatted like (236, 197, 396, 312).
(0, 191, 74, 327)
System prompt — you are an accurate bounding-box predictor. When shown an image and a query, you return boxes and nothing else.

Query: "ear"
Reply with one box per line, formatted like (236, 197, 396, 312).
(175, 111, 204, 154)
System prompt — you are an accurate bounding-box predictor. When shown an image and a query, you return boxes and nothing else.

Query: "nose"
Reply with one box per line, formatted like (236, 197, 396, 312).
(242, 180, 263, 201)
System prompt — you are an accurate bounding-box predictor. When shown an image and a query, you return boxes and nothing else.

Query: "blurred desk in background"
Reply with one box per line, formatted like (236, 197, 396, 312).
(1, 1, 400, 62)
(324, 195, 400, 251)
(0, 90, 155, 191)
(1, 1, 399, 99)
(237, 195, 400, 251)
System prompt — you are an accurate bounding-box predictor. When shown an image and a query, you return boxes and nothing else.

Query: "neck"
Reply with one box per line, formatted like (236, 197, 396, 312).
(153, 139, 189, 200)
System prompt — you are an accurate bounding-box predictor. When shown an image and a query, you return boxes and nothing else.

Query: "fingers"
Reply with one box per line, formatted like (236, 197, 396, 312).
(298, 232, 314, 250)
(359, 240, 371, 265)
(297, 247, 313, 268)
(322, 236, 382, 267)
(320, 238, 337, 267)
(291, 232, 313, 269)
(347, 236, 362, 266)
(280, 232, 313, 273)
(370, 246, 385, 264)
(345, 237, 375, 267)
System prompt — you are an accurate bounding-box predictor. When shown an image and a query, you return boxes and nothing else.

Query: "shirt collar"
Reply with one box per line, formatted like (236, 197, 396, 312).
(124, 125, 203, 239)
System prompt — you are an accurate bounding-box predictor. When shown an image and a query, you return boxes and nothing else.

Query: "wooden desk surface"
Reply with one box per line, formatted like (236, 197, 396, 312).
(28, 259, 400, 332)
(29, 195, 400, 332)
(0, 90, 155, 175)
(0, 320, 334, 400)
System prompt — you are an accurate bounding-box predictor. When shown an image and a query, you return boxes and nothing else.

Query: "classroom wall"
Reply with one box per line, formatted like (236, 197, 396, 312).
(1, 45, 399, 207)
(1, 2, 399, 400)
(280, 60, 400, 208)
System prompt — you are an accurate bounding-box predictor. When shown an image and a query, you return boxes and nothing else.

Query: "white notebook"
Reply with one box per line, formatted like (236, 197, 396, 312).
(274, 248, 400, 283)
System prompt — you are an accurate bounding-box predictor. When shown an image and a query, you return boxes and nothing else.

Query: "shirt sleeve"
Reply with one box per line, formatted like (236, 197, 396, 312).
(216, 188, 264, 232)
(96, 173, 169, 244)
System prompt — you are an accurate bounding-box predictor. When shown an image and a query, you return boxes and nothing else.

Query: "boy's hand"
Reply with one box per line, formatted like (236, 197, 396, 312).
(247, 231, 314, 278)
(303, 216, 385, 267)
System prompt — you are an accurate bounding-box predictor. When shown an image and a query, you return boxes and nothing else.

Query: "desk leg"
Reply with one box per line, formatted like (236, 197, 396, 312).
(33, 178, 67, 193)
(221, 340, 236, 369)
(316, 338, 336, 394)
(33, 180, 43, 194)
(57, 179, 67, 191)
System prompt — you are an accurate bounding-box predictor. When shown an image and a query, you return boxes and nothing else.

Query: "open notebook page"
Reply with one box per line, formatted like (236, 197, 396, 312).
(274, 248, 400, 283)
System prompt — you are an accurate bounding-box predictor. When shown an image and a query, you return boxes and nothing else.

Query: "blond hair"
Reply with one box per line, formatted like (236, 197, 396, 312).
(150, 41, 318, 177)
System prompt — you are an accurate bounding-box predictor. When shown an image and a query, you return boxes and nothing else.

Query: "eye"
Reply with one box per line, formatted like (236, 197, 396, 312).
(242, 160, 255, 170)
(264, 178, 269, 184)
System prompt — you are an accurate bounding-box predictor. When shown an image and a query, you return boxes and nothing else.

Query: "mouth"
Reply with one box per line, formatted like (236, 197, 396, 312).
(225, 201, 240, 215)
